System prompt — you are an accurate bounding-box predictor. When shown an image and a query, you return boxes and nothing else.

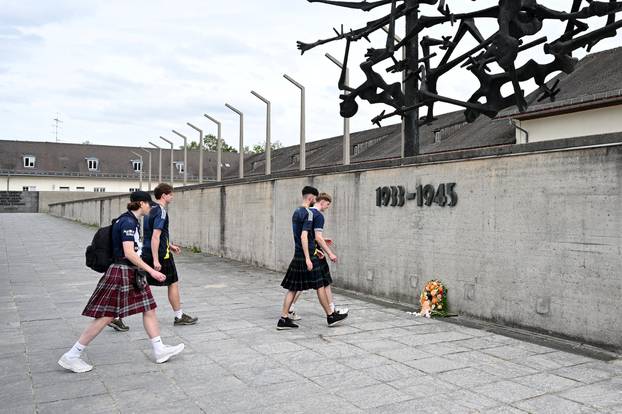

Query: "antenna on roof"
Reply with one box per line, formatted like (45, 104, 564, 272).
(52, 113, 63, 142)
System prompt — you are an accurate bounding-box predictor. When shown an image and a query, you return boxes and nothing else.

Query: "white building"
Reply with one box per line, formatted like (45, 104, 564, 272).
(0, 141, 239, 192)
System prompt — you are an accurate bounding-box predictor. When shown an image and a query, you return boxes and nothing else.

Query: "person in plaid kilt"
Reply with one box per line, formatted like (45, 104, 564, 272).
(109, 183, 197, 332)
(277, 186, 348, 330)
(58, 191, 185, 373)
(287, 192, 348, 321)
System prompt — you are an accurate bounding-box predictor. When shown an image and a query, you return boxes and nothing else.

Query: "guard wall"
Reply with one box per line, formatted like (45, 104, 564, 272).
(48, 139, 622, 348)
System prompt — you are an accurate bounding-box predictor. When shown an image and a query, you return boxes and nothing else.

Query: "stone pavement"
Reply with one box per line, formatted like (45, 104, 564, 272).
(1, 214, 621, 414)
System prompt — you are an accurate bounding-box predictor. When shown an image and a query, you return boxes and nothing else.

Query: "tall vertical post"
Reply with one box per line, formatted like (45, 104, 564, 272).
(225, 103, 244, 179)
(130, 151, 143, 190)
(159, 136, 174, 187)
(283, 74, 306, 171)
(187, 123, 204, 184)
(149, 142, 162, 183)
(325, 53, 350, 165)
(141, 148, 152, 190)
(204, 114, 222, 182)
(171, 130, 188, 186)
(404, 1, 419, 157)
(250, 90, 272, 175)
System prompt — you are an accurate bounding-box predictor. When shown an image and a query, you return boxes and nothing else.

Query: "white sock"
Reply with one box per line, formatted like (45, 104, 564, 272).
(151, 336, 165, 353)
(330, 303, 335, 313)
(289, 305, 295, 313)
(174, 309, 183, 319)
(66, 341, 86, 359)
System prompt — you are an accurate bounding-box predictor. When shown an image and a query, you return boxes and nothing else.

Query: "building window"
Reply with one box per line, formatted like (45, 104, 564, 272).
(132, 160, 142, 172)
(76, 187, 85, 191)
(175, 162, 185, 173)
(22, 186, 36, 191)
(353, 144, 360, 156)
(129, 188, 139, 192)
(94, 187, 106, 192)
(290, 154, 299, 164)
(86, 158, 99, 171)
(434, 131, 441, 144)
(23, 155, 36, 168)
(59, 186, 70, 191)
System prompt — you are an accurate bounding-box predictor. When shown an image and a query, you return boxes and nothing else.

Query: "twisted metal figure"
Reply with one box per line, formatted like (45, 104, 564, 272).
(299, 0, 622, 127)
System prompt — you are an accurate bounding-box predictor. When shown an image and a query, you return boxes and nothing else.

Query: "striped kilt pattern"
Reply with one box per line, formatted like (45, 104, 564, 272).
(319, 257, 333, 287)
(281, 255, 328, 291)
(82, 264, 157, 318)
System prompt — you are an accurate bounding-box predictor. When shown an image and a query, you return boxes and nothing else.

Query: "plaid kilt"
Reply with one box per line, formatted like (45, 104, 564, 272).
(82, 264, 157, 318)
(319, 256, 333, 286)
(281, 255, 328, 291)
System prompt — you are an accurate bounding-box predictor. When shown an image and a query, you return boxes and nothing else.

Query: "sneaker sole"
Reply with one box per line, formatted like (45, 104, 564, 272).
(107, 324, 129, 332)
(173, 320, 198, 326)
(328, 316, 348, 327)
(155, 344, 185, 364)
(276, 325, 298, 330)
(58, 358, 93, 373)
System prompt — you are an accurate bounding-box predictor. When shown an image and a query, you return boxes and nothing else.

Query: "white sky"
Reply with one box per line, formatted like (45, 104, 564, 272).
(1, 1, 620, 149)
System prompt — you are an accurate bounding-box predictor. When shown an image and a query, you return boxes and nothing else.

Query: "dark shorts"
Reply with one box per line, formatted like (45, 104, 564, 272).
(82, 264, 157, 318)
(280, 255, 330, 292)
(143, 255, 179, 286)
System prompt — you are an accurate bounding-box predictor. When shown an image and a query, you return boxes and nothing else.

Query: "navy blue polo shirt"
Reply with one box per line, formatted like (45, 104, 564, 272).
(112, 211, 142, 259)
(310, 207, 325, 234)
(292, 206, 315, 256)
(143, 204, 170, 260)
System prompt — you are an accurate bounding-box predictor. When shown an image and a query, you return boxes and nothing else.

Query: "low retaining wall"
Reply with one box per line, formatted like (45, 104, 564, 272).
(49, 141, 622, 349)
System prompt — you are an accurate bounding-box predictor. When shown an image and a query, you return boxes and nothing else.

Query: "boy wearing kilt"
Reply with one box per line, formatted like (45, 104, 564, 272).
(287, 192, 349, 321)
(311, 192, 348, 316)
(58, 191, 184, 373)
(107, 184, 197, 332)
(277, 186, 348, 330)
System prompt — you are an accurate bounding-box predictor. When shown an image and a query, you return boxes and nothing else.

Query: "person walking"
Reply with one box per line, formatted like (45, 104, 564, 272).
(311, 192, 348, 316)
(277, 186, 348, 330)
(142, 183, 198, 326)
(58, 191, 184, 373)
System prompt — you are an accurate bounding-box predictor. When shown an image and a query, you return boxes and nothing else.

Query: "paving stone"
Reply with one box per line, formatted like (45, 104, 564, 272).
(513, 372, 582, 393)
(557, 379, 622, 409)
(512, 394, 600, 413)
(340, 383, 412, 409)
(0, 214, 616, 413)
(471, 380, 546, 404)
(437, 366, 503, 388)
(403, 356, 470, 374)
(37, 394, 118, 414)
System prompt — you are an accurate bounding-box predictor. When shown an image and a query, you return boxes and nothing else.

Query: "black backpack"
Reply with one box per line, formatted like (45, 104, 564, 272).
(85, 219, 116, 273)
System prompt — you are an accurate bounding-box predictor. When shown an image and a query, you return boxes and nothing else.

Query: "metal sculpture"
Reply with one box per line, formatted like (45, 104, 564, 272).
(298, 0, 622, 155)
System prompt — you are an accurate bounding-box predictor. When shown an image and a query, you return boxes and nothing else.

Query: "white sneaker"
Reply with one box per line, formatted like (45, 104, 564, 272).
(288, 311, 301, 321)
(336, 306, 349, 315)
(155, 343, 185, 363)
(58, 354, 93, 373)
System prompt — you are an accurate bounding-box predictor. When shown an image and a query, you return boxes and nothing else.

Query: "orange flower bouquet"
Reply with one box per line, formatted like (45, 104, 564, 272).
(415, 280, 448, 317)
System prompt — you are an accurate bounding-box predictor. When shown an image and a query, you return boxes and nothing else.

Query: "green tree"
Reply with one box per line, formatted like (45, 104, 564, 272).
(245, 140, 283, 154)
(183, 134, 237, 152)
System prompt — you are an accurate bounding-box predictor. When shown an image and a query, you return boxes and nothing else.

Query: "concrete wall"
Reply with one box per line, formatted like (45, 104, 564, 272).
(38, 191, 125, 213)
(49, 144, 622, 348)
(515, 104, 622, 144)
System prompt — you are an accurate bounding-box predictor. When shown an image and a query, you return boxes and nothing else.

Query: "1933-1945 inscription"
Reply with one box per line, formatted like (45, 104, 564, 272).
(375, 183, 457, 208)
